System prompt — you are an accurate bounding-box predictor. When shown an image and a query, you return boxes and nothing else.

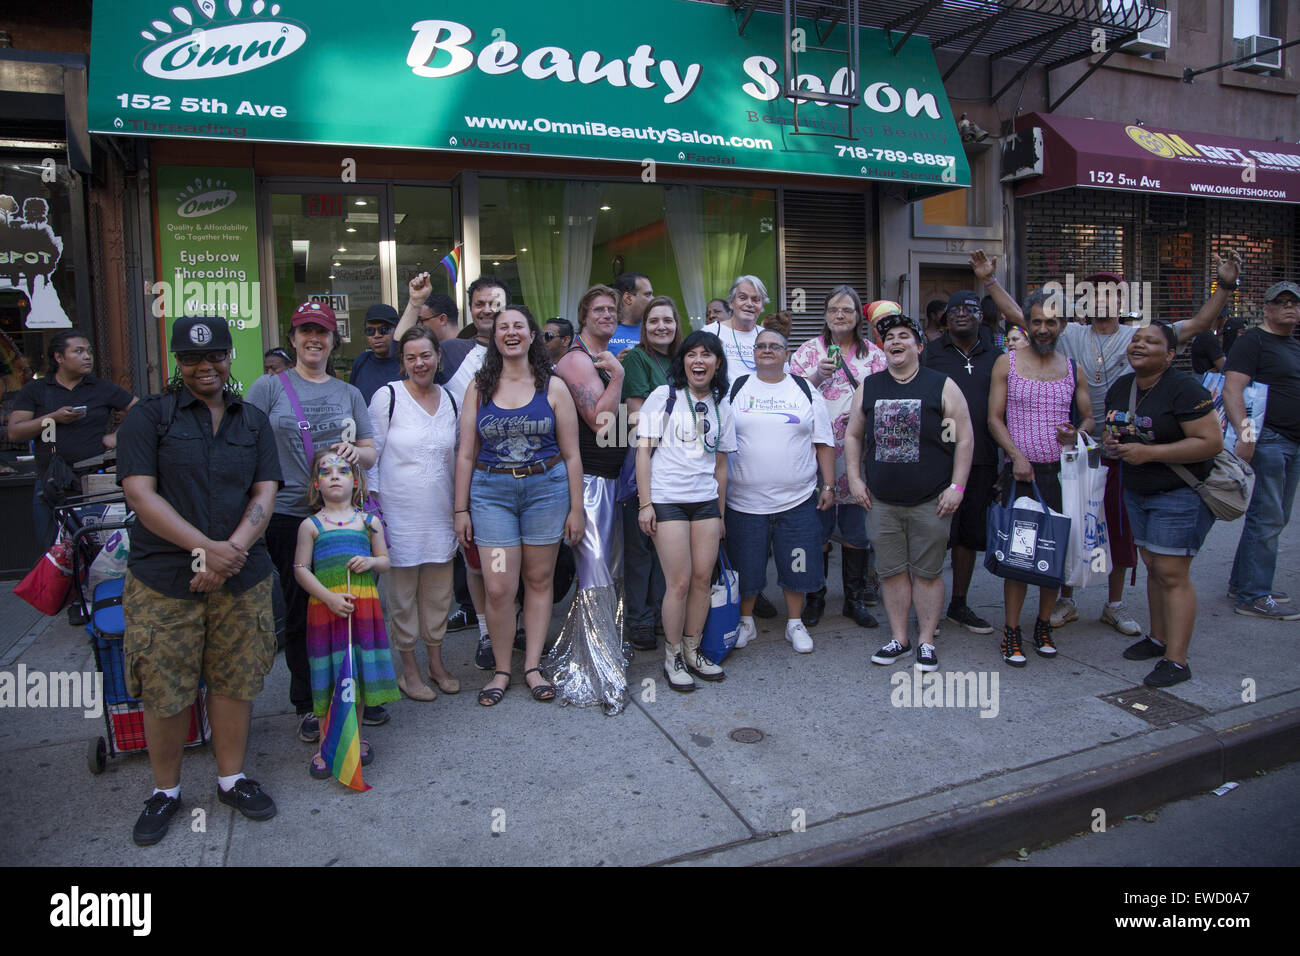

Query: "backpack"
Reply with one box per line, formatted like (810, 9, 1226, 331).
(384, 382, 457, 425)
(729, 373, 812, 405)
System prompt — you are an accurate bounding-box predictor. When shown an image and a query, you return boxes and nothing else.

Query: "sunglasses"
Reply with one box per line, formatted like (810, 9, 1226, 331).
(364, 325, 393, 336)
(544, 331, 565, 341)
(694, 401, 712, 433)
(176, 350, 230, 366)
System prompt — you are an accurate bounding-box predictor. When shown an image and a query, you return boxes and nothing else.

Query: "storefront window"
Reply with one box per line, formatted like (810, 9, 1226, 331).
(478, 178, 776, 329)
(394, 185, 456, 317)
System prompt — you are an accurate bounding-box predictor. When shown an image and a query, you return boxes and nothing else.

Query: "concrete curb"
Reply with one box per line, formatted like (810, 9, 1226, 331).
(759, 707, 1300, 867)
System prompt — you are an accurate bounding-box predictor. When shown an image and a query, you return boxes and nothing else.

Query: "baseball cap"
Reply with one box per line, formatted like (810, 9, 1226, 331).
(170, 315, 233, 352)
(875, 313, 924, 343)
(946, 290, 981, 314)
(865, 300, 902, 325)
(291, 300, 338, 331)
(1084, 271, 1125, 285)
(1264, 281, 1300, 302)
(365, 303, 399, 327)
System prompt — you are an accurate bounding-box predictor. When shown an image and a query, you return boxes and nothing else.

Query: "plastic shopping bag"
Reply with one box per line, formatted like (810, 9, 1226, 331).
(1202, 371, 1267, 453)
(985, 481, 1072, 589)
(700, 546, 740, 664)
(1060, 435, 1110, 588)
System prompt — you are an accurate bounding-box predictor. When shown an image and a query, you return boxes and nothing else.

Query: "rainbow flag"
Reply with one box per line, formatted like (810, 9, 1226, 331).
(439, 244, 462, 286)
(319, 643, 370, 792)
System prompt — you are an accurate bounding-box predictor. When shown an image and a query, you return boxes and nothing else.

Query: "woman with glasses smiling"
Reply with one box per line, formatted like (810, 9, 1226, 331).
(726, 328, 836, 655)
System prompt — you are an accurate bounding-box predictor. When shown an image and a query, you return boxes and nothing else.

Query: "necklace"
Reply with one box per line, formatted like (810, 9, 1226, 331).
(1090, 327, 1122, 386)
(951, 337, 978, 375)
(649, 348, 671, 381)
(888, 365, 920, 386)
(1135, 371, 1165, 409)
(320, 507, 359, 527)
(688, 392, 721, 452)
(731, 325, 756, 371)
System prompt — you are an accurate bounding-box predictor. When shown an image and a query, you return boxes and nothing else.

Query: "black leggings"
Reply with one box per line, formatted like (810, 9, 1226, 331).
(266, 512, 312, 714)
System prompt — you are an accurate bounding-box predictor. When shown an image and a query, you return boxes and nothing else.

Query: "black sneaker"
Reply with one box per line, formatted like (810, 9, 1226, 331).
(1123, 635, 1166, 661)
(1032, 619, 1057, 657)
(362, 705, 389, 726)
(132, 792, 182, 846)
(870, 638, 911, 665)
(217, 778, 277, 821)
(915, 643, 938, 672)
(627, 626, 657, 651)
(1143, 658, 1191, 688)
(446, 607, 474, 632)
(297, 712, 319, 744)
(1000, 626, 1027, 667)
(753, 592, 778, 619)
(947, 602, 994, 635)
(474, 632, 494, 670)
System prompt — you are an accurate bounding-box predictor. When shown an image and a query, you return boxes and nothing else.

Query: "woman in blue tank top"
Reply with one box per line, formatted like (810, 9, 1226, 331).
(453, 305, 585, 707)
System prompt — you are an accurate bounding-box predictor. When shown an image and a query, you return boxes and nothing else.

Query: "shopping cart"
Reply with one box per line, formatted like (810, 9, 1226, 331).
(65, 508, 210, 775)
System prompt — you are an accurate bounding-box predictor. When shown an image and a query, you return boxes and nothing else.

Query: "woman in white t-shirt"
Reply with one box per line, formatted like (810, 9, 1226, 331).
(636, 330, 736, 693)
(726, 328, 836, 655)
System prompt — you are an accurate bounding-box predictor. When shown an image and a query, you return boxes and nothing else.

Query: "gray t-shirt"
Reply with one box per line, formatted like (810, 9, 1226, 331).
(245, 370, 374, 516)
(1058, 321, 1183, 437)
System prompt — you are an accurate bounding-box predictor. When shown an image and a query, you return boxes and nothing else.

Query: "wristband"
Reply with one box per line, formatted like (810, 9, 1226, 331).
(983, 278, 998, 288)
(950, 483, 965, 494)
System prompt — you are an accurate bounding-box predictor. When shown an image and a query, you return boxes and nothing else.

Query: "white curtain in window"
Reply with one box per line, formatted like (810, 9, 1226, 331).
(665, 184, 750, 330)
(559, 182, 602, 323)
(664, 185, 706, 328)
(511, 180, 563, 319)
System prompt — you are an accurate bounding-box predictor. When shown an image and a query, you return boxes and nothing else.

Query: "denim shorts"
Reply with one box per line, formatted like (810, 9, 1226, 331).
(818, 502, 867, 549)
(724, 493, 825, 596)
(1124, 485, 1215, 557)
(470, 461, 570, 547)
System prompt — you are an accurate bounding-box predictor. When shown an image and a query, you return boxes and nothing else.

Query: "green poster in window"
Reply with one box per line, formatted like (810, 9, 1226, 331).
(154, 166, 263, 391)
(89, 0, 968, 190)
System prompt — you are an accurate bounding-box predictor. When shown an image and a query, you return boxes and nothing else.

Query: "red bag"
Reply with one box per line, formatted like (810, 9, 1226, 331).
(14, 539, 74, 615)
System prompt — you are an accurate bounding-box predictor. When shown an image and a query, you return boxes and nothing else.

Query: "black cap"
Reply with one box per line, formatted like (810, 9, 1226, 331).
(875, 313, 924, 343)
(946, 290, 981, 314)
(365, 303, 400, 326)
(170, 315, 233, 352)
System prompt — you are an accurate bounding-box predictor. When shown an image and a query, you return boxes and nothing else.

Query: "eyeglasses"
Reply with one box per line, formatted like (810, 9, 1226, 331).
(176, 350, 230, 366)
(1270, 298, 1300, 310)
(364, 325, 392, 336)
(754, 342, 786, 352)
(826, 307, 856, 317)
(948, 307, 979, 317)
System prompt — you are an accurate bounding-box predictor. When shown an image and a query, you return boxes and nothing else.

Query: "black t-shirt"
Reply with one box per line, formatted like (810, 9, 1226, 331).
(1222, 316, 1247, 354)
(1104, 369, 1216, 494)
(436, 338, 478, 385)
(1223, 327, 1300, 443)
(12, 374, 134, 468)
(859, 366, 952, 506)
(116, 389, 282, 600)
(923, 326, 1000, 466)
(1189, 332, 1224, 375)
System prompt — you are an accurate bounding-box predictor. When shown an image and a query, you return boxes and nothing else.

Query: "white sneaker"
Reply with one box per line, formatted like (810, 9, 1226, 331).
(1101, 601, 1142, 636)
(734, 617, 757, 649)
(1049, 597, 1078, 628)
(785, 620, 814, 653)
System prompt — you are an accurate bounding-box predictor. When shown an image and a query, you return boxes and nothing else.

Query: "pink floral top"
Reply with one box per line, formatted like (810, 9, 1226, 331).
(1007, 349, 1076, 464)
(790, 336, 888, 504)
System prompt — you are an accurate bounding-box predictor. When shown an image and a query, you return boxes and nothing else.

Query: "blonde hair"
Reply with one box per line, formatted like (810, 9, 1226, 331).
(307, 446, 368, 510)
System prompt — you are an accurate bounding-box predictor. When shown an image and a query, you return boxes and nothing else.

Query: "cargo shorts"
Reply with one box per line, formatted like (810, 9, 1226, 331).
(124, 572, 276, 718)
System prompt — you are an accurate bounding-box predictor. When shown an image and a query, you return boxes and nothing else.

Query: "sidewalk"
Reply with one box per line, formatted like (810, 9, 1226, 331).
(2, 512, 1297, 867)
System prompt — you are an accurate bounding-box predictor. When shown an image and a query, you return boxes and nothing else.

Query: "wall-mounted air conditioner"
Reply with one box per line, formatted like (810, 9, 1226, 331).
(1235, 35, 1282, 73)
(1121, 8, 1171, 53)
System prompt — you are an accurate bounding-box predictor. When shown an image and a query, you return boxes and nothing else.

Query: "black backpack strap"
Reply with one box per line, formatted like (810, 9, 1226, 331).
(665, 385, 677, 416)
(154, 393, 179, 439)
(441, 385, 458, 418)
(729, 375, 750, 403)
(791, 373, 812, 402)
(385, 383, 397, 425)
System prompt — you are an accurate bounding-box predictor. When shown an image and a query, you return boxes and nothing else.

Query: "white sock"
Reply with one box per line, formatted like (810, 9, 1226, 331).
(153, 785, 180, 799)
(217, 772, 245, 793)
(741, 615, 754, 627)
(1106, 600, 1123, 609)
(477, 614, 488, 638)
(786, 617, 800, 627)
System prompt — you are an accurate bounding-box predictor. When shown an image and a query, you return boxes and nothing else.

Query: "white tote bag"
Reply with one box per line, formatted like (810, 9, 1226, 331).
(1060, 434, 1110, 589)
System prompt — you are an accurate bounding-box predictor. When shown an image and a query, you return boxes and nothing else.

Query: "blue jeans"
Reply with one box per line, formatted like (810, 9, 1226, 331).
(1230, 428, 1300, 603)
(621, 496, 664, 631)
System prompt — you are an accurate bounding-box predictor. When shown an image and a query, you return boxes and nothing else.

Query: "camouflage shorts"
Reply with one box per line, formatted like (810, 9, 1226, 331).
(123, 572, 276, 718)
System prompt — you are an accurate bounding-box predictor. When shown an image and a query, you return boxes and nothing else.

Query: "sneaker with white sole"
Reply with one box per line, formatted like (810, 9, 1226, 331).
(1049, 597, 1078, 628)
(1228, 586, 1290, 605)
(870, 638, 910, 665)
(1000, 626, 1027, 668)
(1100, 602, 1142, 636)
(915, 643, 938, 672)
(1234, 596, 1300, 620)
(474, 631, 494, 670)
(734, 617, 757, 649)
(785, 620, 814, 654)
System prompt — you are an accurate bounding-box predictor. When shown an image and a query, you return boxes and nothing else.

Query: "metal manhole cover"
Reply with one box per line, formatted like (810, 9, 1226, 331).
(1098, 687, 1209, 726)
(729, 727, 764, 744)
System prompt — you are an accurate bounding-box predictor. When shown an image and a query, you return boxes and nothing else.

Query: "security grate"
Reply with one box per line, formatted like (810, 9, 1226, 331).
(781, 188, 873, 348)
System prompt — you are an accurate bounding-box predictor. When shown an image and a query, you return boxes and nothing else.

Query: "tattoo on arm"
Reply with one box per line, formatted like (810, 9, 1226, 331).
(570, 383, 600, 416)
(246, 503, 265, 526)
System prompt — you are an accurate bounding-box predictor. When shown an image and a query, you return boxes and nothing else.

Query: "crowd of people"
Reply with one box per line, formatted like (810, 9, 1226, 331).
(42, 246, 1299, 846)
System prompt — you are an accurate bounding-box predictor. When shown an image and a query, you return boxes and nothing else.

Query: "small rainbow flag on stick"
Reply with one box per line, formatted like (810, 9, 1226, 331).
(319, 570, 370, 791)
(440, 244, 463, 286)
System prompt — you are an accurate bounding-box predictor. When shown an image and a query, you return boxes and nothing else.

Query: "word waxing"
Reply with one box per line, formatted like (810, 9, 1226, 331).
(890, 669, 999, 718)
(49, 886, 151, 936)
(0, 666, 103, 718)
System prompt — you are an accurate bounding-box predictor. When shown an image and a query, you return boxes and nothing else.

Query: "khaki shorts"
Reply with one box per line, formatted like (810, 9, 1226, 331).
(865, 497, 953, 580)
(124, 572, 276, 718)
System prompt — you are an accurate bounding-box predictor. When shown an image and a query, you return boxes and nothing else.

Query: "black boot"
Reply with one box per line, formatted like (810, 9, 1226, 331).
(841, 547, 879, 628)
(802, 548, 830, 626)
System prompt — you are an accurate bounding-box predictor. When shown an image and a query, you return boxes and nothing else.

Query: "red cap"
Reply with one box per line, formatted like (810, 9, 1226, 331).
(291, 300, 337, 331)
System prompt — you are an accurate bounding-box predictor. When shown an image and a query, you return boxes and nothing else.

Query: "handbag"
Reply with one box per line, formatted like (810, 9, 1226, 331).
(1059, 433, 1110, 588)
(984, 480, 1071, 588)
(699, 546, 740, 664)
(14, 536, 75, 615)
(40, 451, 80, 509)
(1128, 379, 1254, 522)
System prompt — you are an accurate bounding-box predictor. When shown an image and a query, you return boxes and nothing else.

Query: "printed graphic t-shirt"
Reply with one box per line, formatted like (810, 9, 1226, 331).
(726, 374, 833, 515)
(859, 366, 952, 507)
(638, 385, 736, 504)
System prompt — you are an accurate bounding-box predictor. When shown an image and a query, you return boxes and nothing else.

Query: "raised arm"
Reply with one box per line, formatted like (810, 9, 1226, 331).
(1175, 250, 1242, 345)
(971, 249, 1024, 328)
(393, 272, 432, 342)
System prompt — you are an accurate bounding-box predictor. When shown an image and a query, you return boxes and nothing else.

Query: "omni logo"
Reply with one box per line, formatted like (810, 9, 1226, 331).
(175, 177, 237, 218)
(138, 0, 308, 81)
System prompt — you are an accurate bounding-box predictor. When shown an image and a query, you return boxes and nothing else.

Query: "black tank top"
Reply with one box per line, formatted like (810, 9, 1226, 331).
(859, 365, 952, 506)
(565, 342, 627, 478)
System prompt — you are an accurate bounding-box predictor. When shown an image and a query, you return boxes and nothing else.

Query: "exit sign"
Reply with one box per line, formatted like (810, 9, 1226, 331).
(303, 194, 344, 217)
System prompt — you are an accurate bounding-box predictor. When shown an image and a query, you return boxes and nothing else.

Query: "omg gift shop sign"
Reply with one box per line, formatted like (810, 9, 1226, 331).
(88, 0, 968, 189)
(154, 166, 263, 390)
